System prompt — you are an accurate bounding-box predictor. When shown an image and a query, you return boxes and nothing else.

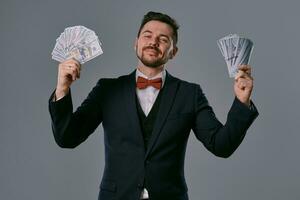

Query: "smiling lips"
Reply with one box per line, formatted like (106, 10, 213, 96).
(143, 47, 160, 55)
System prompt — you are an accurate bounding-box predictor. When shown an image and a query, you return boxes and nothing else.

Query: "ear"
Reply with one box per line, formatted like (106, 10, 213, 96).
(169, 46, 178, 59)
(134, 37, 138, 50)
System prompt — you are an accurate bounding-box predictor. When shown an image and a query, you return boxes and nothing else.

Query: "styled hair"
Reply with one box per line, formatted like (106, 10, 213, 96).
(137, 11, 179, 45)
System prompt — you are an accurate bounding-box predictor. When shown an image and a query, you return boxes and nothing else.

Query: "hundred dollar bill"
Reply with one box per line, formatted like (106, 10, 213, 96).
(217, 34, 253, 78)
(51, 25, 103, 64)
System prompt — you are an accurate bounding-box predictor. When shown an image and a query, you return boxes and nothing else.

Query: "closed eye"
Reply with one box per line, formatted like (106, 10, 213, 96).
(160, 38, 169, 43)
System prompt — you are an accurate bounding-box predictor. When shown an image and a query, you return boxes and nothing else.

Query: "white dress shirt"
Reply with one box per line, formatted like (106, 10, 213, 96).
(136, 68, 166, 116)
(135, 68, 166, 199)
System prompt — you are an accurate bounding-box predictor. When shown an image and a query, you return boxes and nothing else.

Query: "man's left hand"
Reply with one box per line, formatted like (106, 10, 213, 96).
(234, 65, 254, 106)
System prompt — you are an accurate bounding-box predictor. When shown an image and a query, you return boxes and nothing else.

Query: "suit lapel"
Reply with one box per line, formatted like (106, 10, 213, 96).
(145, 72, 179, 159)
(122, 70, 180, 158)
(122, 70, 145, 152)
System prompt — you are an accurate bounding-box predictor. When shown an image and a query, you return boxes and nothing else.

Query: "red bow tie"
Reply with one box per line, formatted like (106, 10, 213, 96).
(136, 76, 162, 89)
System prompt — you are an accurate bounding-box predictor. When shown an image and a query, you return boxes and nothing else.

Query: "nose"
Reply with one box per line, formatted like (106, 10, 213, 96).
(149, 36, 159, 47)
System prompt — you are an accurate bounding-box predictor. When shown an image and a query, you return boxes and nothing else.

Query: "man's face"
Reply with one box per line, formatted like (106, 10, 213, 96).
(135, 20, 178, 68)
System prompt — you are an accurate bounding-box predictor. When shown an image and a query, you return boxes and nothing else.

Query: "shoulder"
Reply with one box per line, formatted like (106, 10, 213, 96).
(92, 71, 134, 93)
(96, 71, 134, 86)
(167, 72, 203, 93)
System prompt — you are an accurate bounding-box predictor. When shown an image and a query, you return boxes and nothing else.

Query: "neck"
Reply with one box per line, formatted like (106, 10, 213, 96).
(137, 65, 164, 78)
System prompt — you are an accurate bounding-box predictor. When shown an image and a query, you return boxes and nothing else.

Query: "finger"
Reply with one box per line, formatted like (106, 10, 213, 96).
(235, 78, 253, 91)
(75, 66, 80, 78)
(63, 59, 81, 71)
(67, 63, 80, 79)
(70, 58, 81, 71)
(70, 61, 81, 78)
(238, 65, 251, 75)
(235, 70, 253, 81)
(64, 60, 81, 69)
(64, 62, 81, 73)
(236, 80, 247, 90)
(59, 59, 81, 80)
(236, 77, 253, 90)
(64, 58, 80, 65)
(238, 64, 251, 70)
(71, 69, 78, 81)
(239, 79, 248, 88)
(235, 70, 247, 80)
(66, 65, 79, 81)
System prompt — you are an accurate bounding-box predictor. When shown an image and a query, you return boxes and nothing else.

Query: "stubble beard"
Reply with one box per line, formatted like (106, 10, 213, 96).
(136, 48, 167, 69)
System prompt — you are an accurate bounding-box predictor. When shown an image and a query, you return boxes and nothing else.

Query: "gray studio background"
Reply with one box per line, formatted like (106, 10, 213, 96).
(1, 0, 299, 199)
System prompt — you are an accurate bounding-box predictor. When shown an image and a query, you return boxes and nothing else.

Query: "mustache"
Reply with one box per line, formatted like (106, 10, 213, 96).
(142, 46, 161, 54)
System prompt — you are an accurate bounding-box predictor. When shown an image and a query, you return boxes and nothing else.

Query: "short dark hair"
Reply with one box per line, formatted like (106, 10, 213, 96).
(137, 11, 179, 45)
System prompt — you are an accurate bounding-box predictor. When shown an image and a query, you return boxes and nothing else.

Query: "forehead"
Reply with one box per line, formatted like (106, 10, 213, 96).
(140, 20, 174, 37)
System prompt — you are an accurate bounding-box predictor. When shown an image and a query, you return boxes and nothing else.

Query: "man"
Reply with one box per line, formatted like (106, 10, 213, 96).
(49, 11, 258, 200)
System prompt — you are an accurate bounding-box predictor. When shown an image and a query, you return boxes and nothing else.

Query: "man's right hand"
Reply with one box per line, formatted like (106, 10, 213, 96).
(55, 59, 81, 100)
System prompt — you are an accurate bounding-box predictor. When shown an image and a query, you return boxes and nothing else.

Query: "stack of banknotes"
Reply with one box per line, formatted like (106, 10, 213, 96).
(217, 34, 253, 78)
(51, 25, 103, 64)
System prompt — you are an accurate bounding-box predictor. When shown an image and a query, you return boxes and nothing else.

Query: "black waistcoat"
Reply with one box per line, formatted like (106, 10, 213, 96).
(136, 90, 163, 151)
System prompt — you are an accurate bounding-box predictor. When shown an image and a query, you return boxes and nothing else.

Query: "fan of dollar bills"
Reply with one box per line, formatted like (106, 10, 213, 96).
(217, 34, 253, 78)
(51, 25, 103, 64)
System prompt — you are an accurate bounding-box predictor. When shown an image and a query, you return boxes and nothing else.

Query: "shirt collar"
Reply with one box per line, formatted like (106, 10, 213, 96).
(136, 68, 166, 88)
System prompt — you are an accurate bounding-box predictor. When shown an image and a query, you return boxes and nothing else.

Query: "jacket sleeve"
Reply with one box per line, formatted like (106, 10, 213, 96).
(192, 84, 259, 158)
(48, 79, 104, 148)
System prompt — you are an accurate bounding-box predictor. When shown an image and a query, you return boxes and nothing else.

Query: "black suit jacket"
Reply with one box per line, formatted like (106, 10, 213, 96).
(49, 70, 258, 200)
